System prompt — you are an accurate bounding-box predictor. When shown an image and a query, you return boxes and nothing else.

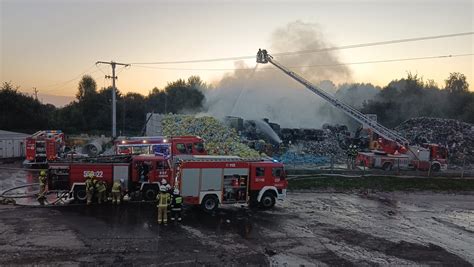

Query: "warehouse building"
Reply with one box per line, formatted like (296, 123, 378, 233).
(0, 130, 28, 159)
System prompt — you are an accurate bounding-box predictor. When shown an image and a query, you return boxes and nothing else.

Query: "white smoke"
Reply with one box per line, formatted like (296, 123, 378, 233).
(203, 21, 354, 128)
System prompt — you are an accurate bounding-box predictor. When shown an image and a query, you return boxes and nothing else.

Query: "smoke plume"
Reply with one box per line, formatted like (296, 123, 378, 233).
(204, 21, 355, 128)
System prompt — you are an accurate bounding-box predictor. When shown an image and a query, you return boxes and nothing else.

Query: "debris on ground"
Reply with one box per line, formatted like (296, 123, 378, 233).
(396, 117, 474, 165)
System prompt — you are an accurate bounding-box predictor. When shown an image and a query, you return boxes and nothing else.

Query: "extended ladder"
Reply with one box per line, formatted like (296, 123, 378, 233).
(257, 51, 409, 145)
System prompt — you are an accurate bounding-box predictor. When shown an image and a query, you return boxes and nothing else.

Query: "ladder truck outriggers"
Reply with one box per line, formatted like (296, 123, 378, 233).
(256, 49, 447, 171)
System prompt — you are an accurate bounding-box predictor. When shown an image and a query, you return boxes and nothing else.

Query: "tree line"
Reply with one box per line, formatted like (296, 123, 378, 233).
(360, 72, 473, 127)
(0, 76, 206, 135)
(0, 72, 472, 135)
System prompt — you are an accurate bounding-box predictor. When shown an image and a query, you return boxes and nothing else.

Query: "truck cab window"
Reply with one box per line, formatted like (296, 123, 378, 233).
(176, 143, 187, 154)
(194, 142, 205, 153)
(272, 167, 283, 177)
(256, 167, 265, 177)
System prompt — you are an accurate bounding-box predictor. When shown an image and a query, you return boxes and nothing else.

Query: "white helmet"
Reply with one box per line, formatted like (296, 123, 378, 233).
(159, 185, 167, 192)
(173, 188, 179, 195)
(161, 178, 168, 185)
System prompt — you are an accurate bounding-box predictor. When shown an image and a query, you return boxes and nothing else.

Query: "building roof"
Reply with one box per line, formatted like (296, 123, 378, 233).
(0, 130, 29, 139)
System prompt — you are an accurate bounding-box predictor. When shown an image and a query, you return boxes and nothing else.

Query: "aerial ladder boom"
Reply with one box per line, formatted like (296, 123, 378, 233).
(256, 50, 409, 145)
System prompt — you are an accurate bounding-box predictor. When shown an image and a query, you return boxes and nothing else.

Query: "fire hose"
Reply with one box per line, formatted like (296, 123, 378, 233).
(0, 183, 156, 207)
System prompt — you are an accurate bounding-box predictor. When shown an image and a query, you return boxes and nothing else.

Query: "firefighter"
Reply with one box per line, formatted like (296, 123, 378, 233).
(257, 48, 262, 62)
(170, 188, 183, 223)
(347, 145, 355, 169)
(111, 179, 123, 205)
(85, 173, 95, 205)
(156, 185, 171, 225)
(96, 180, 107, 204)
(262, 49, 268, 61)
(161, 178, 172, 192)
(37, 170, 47, 204)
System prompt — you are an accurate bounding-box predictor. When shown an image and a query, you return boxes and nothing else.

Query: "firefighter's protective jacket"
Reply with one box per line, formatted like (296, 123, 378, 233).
(156, 192, 171, 207)
(97, 182, 106, 193)
(171, 195, 183, 211)
(85, 178, 95, 193)
(111, 182, 121, 193)
(39, 175, 47, 186)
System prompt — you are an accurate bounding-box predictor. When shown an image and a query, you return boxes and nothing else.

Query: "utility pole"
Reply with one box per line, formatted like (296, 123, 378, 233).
(96, 61, 129, 138)
(33, 87, 38, 100)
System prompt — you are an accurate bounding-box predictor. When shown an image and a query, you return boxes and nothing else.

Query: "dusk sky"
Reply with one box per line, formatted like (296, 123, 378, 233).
(1, 0, 473, 106)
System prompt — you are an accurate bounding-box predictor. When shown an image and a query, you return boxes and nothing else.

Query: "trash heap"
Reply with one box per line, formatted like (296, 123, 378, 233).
(395, 117, 474, 165)
(161, 115, 261, 158)
(275, 127, 347, 165)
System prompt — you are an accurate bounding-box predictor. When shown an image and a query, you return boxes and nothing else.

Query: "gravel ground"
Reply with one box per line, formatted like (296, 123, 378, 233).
(1, 167, 473, 265)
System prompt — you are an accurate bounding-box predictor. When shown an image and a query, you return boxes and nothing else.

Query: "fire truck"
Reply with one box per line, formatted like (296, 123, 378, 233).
(47, 154, 287, 211)
(256, 50, 448, 171)
(48, 154, 172, 202)
(25, 130, 65, 166)
(176, 155, 287, 211)
(115, 136, 207, 158)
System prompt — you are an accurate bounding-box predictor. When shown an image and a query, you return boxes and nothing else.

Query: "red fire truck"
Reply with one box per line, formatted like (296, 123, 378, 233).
(25, 130, 65, 165)
(47, 155, 287, 210)
(48, 154, 172, 202)
(115, 136, 207, 158)
(176, 156, 287, 210)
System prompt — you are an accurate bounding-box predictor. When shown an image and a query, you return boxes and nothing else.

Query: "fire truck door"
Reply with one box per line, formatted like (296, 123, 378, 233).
(374, 157, 381, 167)
(113, 165, 129, 191)
(181, 168, 200, 197)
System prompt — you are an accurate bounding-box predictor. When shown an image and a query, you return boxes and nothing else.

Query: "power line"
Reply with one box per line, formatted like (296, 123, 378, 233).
(129, 32, 474, 65)
(130, 53, 473, 71)
(41, 68, 104, 94)
(41, 64, 102, 93)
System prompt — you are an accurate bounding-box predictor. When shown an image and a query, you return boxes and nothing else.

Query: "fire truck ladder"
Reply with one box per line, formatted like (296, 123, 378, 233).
(256, 51, 409, 145)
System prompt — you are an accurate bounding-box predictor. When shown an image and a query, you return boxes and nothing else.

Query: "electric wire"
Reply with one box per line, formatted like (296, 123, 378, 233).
(128, 32, 474, 65)
(130, 53, 473, 72)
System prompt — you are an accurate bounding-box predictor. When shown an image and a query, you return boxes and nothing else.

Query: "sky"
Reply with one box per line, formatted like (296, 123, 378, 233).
(1, 0, 473, 106)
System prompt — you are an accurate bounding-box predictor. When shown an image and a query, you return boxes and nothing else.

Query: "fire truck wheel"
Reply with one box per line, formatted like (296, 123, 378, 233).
(74, 187, 87, 202)
(382, 162, 393, 171)
(201, 195, 219, 212)
(260, 192, 276, 209)
(431, 163, 441, 172)
(144, 188, 157, 201)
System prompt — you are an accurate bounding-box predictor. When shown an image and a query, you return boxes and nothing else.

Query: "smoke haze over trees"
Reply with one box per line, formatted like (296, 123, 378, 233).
(361, 72, 473, 127)
(1, 71, 472, 136)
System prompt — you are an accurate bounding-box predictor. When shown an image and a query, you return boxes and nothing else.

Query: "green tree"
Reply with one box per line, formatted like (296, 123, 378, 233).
(76, 75, 97, 101)
(445, 72, 469, 94)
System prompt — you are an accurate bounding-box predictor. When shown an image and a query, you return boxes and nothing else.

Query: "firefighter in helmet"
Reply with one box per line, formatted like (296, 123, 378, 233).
(170, 188, 183, 223)
(37, 170, 47, 204)
(161, 178, 172, 193)
(347, 145, 355, 169)
(85, 173, 95, 205)
(111, 179, 123, 205)
(96, 180, 107, 204)
(156, 185, 171, 225)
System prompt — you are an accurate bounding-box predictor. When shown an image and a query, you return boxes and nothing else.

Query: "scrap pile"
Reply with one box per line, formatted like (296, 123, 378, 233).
(396, 117, 474, 165)
(275, 127, 347, 165)
(162, 115, 261, 158)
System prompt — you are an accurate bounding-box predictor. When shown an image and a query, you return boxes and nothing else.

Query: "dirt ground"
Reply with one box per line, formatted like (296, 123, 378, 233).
(1, 167, 473, 266)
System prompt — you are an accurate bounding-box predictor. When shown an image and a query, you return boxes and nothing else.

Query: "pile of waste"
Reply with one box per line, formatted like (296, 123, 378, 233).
(161, 115, 261, 158)
(275, 126, 347, 166)
(395, 117, 474, 165)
